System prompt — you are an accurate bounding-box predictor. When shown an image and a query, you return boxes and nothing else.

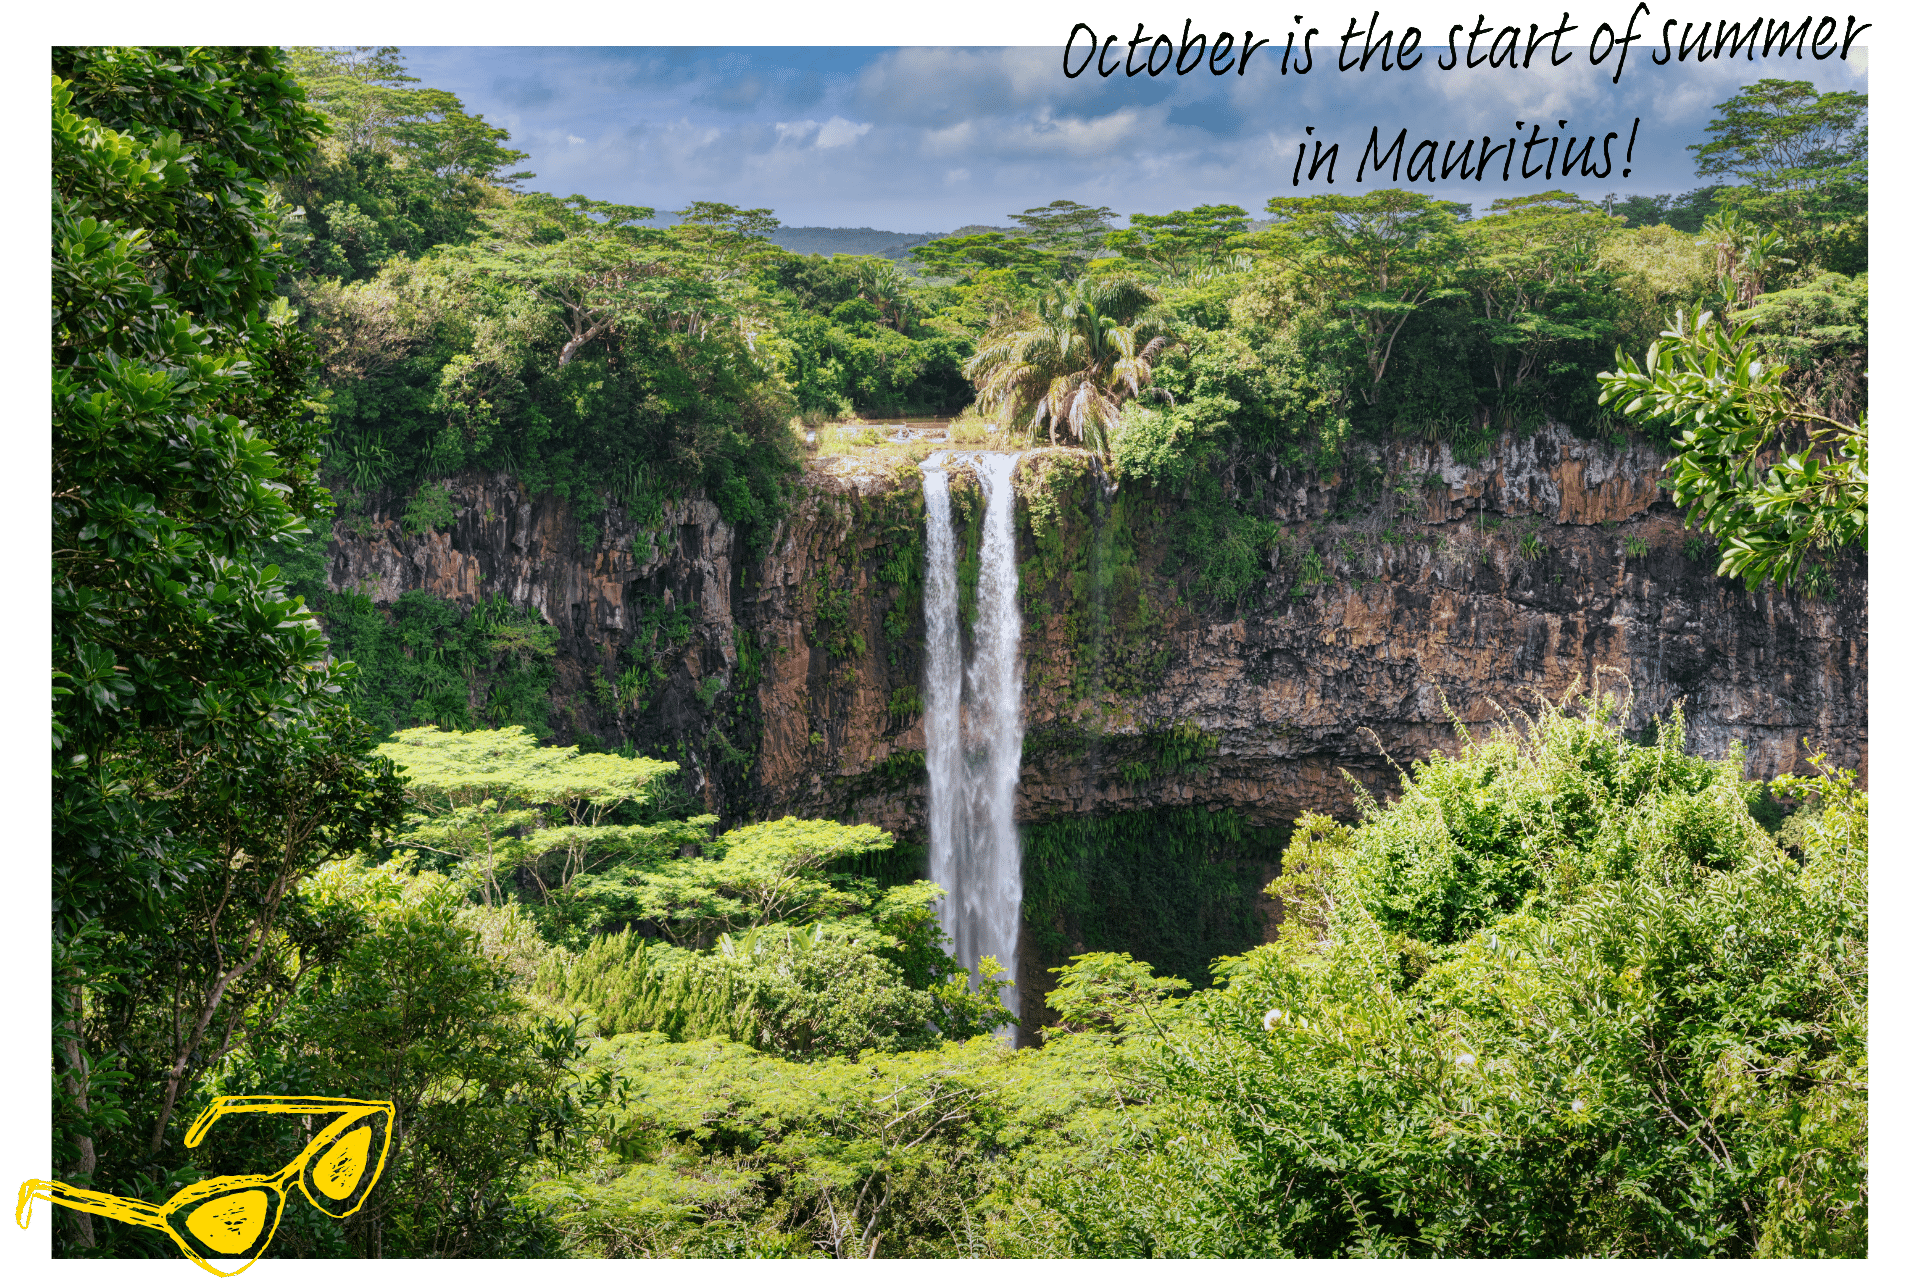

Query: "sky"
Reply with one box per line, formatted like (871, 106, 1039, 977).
(401, 40, 1867, 232)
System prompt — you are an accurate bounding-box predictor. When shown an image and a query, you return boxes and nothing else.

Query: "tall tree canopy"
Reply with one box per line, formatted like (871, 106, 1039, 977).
(51, 46, 402, 1248)
(1690, 79, 1866, 206)
(280, 45, 532, 279)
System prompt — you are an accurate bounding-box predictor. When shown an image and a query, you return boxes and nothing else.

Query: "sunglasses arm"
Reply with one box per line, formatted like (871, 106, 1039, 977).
(184, 1097, 393, 1148)
(16, 1179, 166, 1232)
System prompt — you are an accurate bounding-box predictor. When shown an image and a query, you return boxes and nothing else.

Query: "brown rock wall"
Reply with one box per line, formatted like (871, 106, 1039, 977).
(325, 424, 1866, 834)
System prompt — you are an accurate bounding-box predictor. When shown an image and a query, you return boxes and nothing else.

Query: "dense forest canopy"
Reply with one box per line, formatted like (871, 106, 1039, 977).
(47, 44, 1866, 1260)
(265, 50, 1864, 606)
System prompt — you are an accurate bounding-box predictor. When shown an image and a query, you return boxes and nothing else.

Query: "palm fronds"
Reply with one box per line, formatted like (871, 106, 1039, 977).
(961, 276, 1176, 458)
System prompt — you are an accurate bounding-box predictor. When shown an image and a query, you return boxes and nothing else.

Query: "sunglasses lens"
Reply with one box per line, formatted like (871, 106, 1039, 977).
(302, 1111, 389, 1216)
(170, 1185, 280, 1272)
(313, 1126, 371, 1199)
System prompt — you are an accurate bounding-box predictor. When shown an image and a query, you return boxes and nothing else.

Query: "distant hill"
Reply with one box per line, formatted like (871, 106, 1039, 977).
(765, 226, 945, 260)
(764, 224, 1018, 262)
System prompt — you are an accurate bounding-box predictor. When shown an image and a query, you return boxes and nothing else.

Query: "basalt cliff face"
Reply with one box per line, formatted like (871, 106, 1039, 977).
(325, 424, 1867, 838)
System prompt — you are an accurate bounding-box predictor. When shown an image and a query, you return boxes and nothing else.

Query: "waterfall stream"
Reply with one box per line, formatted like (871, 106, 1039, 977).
(921, 451, 1024, 1029)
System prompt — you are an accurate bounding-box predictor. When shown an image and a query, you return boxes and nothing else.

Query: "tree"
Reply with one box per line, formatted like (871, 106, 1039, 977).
(1697, 209, 1795, 312)
(103, 707, 403, 1161)
(1263, 190, 1465, 403)
(281, 46, 533, 280)
(375, 726, 705, 916)
(608, 817, 894, 947)
(283, 45, 419, 155)
(964, 275, 1172, 457)
(1102, 204, 1250, 274)
(210, 857, 584, 1258)
(1690, 79, 1866, 231)
(1598, 310, 1865, 591)
(1007, 198, 1118, 257)
(532, 819, 1018, 1057)
(1606, 185, 1728, 233)
(51, 46, 398, 1251)
(908, 231, 1059, 287)
(1461, 192, 1625, 397)
(850, 256, 921, 333)
(1026, 695, 1866, 1257)
(667, 200, 781, 280)
(461, 194, 685, 365)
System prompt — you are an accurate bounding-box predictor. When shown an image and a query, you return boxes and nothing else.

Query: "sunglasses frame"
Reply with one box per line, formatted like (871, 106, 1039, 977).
(17, 1095, 394, 1277)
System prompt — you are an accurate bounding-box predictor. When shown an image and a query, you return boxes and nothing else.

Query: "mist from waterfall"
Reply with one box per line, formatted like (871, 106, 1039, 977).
(921, 451, 1024, 1029)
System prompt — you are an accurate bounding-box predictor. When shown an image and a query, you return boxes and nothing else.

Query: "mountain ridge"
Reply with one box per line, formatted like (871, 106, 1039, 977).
(765, 223, 1013, 260)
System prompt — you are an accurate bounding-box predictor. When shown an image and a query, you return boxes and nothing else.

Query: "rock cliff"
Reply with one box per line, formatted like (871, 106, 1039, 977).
(325, 424, 1866, 841)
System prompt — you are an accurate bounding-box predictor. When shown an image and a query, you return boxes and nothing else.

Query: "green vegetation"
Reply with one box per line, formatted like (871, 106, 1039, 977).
(400, 480, 457, 533)
(50, 44, 1867, 1263)
(1023, 806, 1281, 990)
(318, 590, 560, 735)
(51, 46, 408, 1258)
(241, 697, 1857, 1261)
(1005, 696, 1866, 1258)
(1601, 310, 1865, 591)
(965, 275, 1172, 456)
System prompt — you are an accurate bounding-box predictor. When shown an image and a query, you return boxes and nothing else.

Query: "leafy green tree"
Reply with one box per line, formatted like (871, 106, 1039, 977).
(964, 275, 1171, 456)
(51, 48, 401, 1249)
(1606, 185, 1728, 233)
(1103, 204, 1250, 274)
(375, 725, 705, 918)
(522, 1030, 1111, 1258)
(1690, 79, 1866, 229)
(208, 857, 585, 1258)
(537, 917, 1008, 1061)
(1018, 694, 1866, 1257)
(285, 46, 420, 154)
(1697, 209, 1795, 312)
(666, 201, 784, 287)
(1262, 190, 1466, 403)
(603, 817, 893, 946)
(1461, 192, 1625, 400)
(281, 45, 532, 280)
(1042, 951, 1190, 1041)
(1599, 310, 1865, 590)
(849, 255, 921, 333)
(302, 202, 800, 545)
(1007, 198, 1118, 257)
(1740, 271, 1866, 420)
(909, 232, 1059, 287)
(461, 194, 686, 365)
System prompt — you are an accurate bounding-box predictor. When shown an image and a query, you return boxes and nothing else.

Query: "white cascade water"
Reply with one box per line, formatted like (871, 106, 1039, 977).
(921, 451, 1024, 1029)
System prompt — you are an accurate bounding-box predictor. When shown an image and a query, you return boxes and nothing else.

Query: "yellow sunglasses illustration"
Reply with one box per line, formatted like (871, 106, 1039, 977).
(17, 1095, 393, 1276)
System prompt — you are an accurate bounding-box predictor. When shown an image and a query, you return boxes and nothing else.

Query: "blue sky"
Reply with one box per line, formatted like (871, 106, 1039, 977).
(401, 42, 1866, 231)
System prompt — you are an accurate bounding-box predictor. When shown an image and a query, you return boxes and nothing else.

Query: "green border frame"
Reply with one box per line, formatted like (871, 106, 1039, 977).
(7, 5, 1896, 1274)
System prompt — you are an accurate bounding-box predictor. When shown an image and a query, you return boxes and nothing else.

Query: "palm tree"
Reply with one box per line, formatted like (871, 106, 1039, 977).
(852, 257, 919, 333)
(963, 275, 1173, 458)
(1699, 210, 1794, 312)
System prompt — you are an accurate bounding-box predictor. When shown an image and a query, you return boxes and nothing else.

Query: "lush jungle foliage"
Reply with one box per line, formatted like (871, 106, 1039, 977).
(50, 46, 406, 1256)
(316, 696, 1859, 1259)
(49, 43, 1867, 1261)
(281, 53, 1863, 716)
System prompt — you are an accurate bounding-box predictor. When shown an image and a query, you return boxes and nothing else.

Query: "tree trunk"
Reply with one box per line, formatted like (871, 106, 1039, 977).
(56, 978, 95, 1249)
(558, 319, 612, 368)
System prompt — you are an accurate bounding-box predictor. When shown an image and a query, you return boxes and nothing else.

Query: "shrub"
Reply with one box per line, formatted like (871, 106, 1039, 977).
(402, 481, 458, 534)
(1015, 691, 1867, 1258)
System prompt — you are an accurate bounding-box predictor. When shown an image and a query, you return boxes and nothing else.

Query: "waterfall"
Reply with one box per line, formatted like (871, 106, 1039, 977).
(921, 451, 1024, 1029)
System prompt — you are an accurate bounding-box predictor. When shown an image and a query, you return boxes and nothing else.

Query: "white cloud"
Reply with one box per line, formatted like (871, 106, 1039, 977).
(403, 46, 1867, 229)
(815, 116, 873, 148)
